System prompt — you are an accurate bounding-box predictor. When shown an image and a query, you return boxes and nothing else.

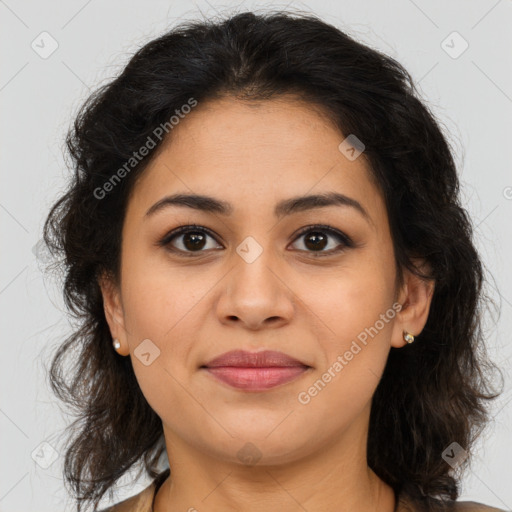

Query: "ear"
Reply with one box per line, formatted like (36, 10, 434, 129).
(98, 271, 129, 356)
(391, 259, 435, 348)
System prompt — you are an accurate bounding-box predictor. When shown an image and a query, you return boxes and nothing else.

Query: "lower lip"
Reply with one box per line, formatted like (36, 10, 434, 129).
(202, 366, 309, 390)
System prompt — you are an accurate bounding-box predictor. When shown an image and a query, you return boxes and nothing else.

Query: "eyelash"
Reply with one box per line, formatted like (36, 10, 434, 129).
(158, 224, 354, 258)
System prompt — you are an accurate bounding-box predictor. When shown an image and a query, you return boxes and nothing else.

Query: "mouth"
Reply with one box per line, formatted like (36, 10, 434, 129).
(200, 349, 311, 391)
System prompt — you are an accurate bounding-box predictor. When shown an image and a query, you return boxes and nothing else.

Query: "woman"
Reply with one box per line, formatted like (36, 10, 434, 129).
(43, 10, 506, 512)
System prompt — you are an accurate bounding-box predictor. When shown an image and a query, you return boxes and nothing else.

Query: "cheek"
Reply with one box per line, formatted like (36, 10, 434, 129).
(312, 258, 395, 344)
(297, 274, 396, 424)
(121, 269, 200, 420)
(120, 244, 201, 339)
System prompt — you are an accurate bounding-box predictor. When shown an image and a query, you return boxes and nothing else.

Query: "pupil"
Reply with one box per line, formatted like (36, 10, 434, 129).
(184, 232, 206, 251)
(305, 232, 327, 251)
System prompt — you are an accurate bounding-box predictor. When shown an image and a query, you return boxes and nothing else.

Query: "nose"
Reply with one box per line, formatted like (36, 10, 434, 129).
(215, 244, 295, 330)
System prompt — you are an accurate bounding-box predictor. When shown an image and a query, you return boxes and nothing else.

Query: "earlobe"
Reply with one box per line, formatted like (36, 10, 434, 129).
(391, 262, 435, 348)
(98, 272, 128, 355)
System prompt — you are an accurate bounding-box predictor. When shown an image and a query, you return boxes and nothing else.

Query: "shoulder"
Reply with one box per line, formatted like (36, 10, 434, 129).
(451, 501, 508, 511)
(397, 492, 508, 512)
(98, 468, 170, 512)
(97, 481, 156, 512)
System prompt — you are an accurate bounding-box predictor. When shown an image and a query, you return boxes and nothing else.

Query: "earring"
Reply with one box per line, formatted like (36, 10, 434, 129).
(403, 331, 415, 344)
(113, 338, 121, 351)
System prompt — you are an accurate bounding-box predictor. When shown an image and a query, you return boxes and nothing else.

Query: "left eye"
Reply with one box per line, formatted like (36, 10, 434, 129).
(159, 224, 353, 256)
(290, 225, 353, 255)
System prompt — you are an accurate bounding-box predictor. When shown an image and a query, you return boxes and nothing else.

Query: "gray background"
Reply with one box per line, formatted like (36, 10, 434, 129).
(1, 0, 511, 511)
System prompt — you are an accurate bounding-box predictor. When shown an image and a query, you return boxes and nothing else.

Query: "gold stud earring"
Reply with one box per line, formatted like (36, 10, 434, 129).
(113, 338, 121, 351)
(403, 331, 415, 344)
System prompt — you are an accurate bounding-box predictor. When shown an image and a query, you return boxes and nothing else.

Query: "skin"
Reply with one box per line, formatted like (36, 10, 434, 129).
(101, 96, 435, 511)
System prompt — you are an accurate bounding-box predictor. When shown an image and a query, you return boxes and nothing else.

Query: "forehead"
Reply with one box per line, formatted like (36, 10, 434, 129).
(128, 96, 386, 225)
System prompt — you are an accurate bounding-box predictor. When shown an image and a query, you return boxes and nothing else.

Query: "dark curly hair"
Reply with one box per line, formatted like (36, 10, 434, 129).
(43, 9, 503, 512)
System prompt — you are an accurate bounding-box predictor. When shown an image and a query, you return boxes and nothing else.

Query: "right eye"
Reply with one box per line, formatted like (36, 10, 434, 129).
(158, 225, 223, 256)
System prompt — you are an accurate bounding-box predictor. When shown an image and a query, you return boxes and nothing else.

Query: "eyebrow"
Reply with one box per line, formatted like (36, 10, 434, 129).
(145, 192, 372, 224)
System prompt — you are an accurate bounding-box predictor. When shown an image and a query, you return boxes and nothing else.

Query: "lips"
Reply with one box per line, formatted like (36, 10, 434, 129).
(201, 350, 311, 391)
(203, 349, 308, 368)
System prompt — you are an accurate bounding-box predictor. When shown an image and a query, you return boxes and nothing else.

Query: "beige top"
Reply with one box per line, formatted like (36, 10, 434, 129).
(99, 469, 506, 512)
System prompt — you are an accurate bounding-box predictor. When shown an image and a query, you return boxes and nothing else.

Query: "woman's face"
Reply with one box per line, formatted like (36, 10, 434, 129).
(102, 96, 432, 467)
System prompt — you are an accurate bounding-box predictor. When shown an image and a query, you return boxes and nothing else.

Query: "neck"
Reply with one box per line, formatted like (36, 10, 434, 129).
(154, 403, 396, 512)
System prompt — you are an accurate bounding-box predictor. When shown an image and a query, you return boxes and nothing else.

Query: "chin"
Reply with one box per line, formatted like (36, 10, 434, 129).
(199, 427, 310, 464)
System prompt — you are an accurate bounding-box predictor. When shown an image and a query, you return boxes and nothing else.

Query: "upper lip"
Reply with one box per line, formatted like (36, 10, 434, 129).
(202, 350, 309, 368)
